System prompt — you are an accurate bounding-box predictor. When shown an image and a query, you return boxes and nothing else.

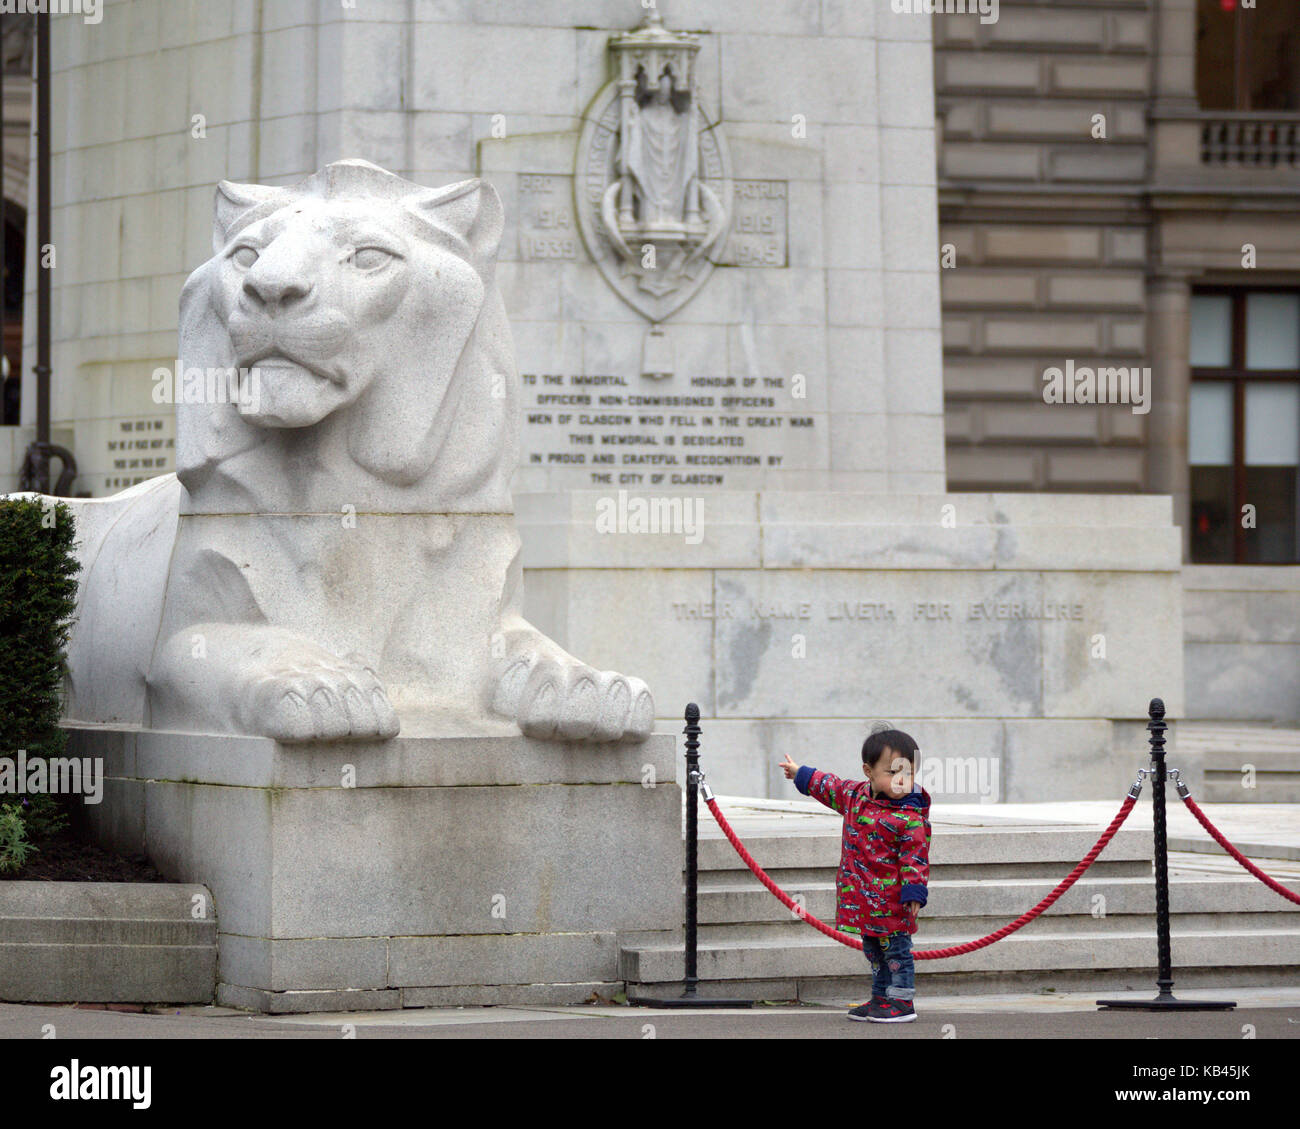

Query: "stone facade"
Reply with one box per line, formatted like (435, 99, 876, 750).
(24, 0, 945, 497)
(935, 1, 1157, 497)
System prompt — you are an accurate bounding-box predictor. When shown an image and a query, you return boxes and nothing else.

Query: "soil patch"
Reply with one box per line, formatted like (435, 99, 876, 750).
(7, 827, 165, 883)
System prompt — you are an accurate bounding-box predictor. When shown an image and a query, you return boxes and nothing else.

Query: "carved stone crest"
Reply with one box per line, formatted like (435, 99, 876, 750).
(575, 13, 732, 323)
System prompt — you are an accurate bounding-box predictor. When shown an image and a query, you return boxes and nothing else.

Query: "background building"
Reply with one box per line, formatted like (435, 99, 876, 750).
(1, 15, 31, 441)
(934, 0, 1299, 719)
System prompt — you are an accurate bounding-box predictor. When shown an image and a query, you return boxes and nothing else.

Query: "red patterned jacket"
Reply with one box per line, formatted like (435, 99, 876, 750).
(794, 766, 931, 937)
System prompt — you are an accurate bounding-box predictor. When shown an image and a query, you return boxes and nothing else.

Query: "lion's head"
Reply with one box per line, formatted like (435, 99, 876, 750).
(175, 159, 517, 513)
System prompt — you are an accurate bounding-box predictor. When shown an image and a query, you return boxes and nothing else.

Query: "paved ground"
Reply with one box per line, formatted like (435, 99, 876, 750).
(3, 986, 1297, 1040)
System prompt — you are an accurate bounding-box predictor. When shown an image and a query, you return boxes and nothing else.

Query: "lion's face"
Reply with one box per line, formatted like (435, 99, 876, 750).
(212, 196, 482, 430)
(176, 162, 516, 509)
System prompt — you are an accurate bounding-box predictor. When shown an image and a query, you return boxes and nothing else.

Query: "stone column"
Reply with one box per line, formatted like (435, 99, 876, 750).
(1153, 0, 1199, 109)
(1146, 273, 1192, 561)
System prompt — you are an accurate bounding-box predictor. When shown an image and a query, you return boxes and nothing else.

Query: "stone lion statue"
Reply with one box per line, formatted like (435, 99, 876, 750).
(52, 159, 654, 743)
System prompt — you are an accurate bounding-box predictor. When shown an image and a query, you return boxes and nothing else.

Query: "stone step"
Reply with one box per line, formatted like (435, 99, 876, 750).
(695, 872, 1294, 927)
(1201, 754, 1300, 804)
(1201, 781, 1300, 804)
(0, 916, 215, 946)
(1169, 835, 1300, 862)
(700, 911, 1298, 943)
(1177, 724, 1300, 756)
(700, 860, 1152, 883)
(641, 792, 1300, 998)
(1180, 725, 1300, 803)
(0, 882, 216, 1004)
(628, 965, 1300, 1001)
(620, 928, 1300, 986)
(696, 826, 1151, 875)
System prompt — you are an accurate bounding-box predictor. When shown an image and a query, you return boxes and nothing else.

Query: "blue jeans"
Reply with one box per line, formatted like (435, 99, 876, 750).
(863, 932, 915, 1001)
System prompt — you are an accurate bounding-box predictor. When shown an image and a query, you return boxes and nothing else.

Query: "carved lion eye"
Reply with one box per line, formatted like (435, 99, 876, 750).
(348, 247, 395, 271)
(231, 245, 259, 268)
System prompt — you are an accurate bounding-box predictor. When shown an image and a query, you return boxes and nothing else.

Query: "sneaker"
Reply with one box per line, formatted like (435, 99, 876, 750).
(867, 997, 917, 1023)
(847, 996, 886, 1021)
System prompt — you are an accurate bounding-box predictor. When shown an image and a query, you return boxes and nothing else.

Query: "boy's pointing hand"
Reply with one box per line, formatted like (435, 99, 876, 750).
(780, 754, 799, 780)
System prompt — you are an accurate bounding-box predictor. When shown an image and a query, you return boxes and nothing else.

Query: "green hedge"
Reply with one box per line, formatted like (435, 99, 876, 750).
(0, 497, 80, 871)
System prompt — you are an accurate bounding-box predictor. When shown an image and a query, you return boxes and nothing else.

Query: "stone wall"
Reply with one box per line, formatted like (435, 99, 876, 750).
(519, 489, 1185, 800)
(1184, 566, 1300, 723)
(28, 0, 946, 497)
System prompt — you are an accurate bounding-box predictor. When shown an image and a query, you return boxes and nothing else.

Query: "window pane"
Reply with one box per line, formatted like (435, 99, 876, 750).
(1195, 0, 1235, 110)
(1190, 466, 1234, 563)
(1246, 0, 1300, 112)
(1189, 381, 1233, 465)
(1242, 467, 1299, 563)
(1197, 0, 1300, 112)
(1245, 292, 1300, 370)
(1189, 295, 1232, 368)
(1244, 383, 1300, 465)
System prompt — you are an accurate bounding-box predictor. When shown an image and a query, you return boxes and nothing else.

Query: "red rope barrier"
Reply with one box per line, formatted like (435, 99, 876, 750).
(704, 794, 1137, 960)
(1179, 794, 1300, 905)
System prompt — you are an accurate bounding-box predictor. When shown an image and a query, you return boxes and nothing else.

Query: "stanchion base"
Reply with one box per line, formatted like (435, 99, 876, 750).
(1097, 996, 1236, 1011)
(626, 993, 754, 1009)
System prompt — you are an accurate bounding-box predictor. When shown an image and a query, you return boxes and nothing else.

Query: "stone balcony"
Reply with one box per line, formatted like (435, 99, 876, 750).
(1152, 109, 1300, 192)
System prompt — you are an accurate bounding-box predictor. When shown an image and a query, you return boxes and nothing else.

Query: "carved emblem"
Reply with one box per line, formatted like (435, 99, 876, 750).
(575, 13, 732, 323)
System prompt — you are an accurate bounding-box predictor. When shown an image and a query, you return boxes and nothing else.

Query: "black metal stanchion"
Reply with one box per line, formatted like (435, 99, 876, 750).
(1098, 697, 1235, 1011)
(627, 703, 752, 1008)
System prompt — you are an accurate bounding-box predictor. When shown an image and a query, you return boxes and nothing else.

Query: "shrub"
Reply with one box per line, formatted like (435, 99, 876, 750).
(0, 497, 80, 865)
(0, 802, 35, 874)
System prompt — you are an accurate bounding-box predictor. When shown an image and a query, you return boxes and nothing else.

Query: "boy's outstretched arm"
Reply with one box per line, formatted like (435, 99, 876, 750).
(779, 754, 853, 814)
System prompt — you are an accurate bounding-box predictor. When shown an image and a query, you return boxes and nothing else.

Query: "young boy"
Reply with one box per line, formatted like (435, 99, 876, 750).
(780, 728, 931, 1023)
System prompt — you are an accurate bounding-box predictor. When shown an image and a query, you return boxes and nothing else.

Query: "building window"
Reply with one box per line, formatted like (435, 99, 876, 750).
(2, 213, 24, 425)
(1189, 290, 1300, 563)
(1197, 0, 1300, 111)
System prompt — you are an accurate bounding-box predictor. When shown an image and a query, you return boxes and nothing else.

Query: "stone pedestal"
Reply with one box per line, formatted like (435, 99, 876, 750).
(68, 727, 681, 1012)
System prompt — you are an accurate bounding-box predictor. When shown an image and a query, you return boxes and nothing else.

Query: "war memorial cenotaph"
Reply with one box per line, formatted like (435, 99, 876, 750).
(23, 2, 1182, 1008)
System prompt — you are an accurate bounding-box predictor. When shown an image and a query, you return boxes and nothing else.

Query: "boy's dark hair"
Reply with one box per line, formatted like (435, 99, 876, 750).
(861, 728, 920, 769)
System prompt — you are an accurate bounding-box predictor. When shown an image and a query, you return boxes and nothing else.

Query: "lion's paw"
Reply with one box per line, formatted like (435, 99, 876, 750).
(494, 655, 654, 743)
(245, 652, 400, 742)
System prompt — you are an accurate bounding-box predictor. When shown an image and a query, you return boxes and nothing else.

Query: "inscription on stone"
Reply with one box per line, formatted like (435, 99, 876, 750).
(515, 172, 807, 488)
(520, 371, 818, 488)
(106, 416, 174, 489)
(671, 600, 1087, 621)
(720, 180, 788, 268)
(517, 174, 578, 261)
